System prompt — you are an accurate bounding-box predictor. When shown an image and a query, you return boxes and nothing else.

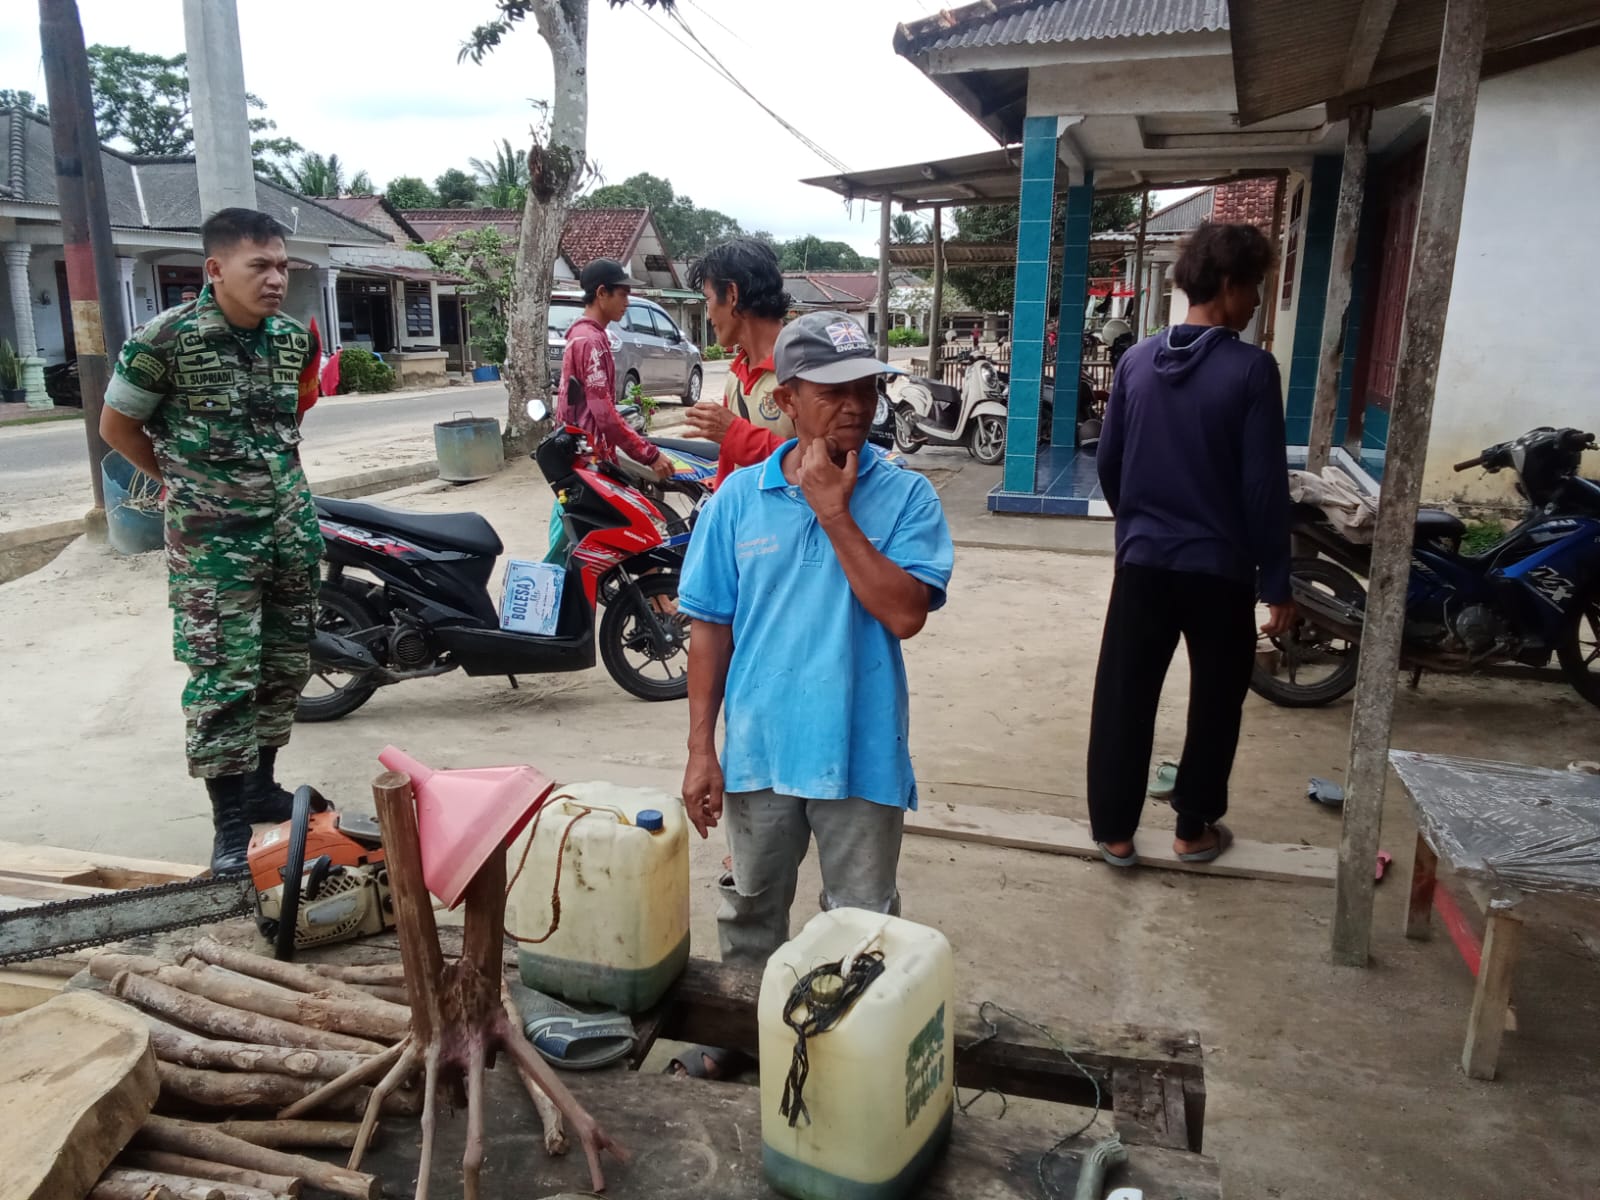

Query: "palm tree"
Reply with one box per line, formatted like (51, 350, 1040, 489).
(470, 139, 530, 209)
(288, 152, 348, 198)
(891, 213, 929, 244)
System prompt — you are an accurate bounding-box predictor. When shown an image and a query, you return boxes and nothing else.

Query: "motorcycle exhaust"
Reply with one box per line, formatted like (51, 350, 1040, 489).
(1291, 582, 1366, 641)
(310, 630, 381, 673)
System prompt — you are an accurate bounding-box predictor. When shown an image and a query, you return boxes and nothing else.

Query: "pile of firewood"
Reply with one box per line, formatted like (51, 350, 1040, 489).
(77, 933, 526, 1200)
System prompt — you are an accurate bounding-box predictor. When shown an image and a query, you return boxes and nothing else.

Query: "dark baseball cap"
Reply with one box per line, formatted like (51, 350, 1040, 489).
(774, 310, 902, 385)
(580, 258, 641, 292)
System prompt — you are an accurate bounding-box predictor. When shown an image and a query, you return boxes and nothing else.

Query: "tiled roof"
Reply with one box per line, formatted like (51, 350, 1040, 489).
(0, 108, 384, 245)
(1209, 178, 1280, 230)
(400, 207, 523, 243)
(318, 195, 424, 244)
(560, 208, 649, 270)
(896, 0, 1227, 55)
(785, 271, 880, 306)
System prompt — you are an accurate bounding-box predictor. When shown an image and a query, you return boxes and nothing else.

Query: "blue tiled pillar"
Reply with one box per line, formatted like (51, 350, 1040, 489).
(1051, 176, 1094, 447)
(1003, 116, 1059, 493)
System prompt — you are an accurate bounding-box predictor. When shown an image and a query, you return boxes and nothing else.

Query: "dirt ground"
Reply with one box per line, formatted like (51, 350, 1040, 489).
(2, 451, 1597, 1199)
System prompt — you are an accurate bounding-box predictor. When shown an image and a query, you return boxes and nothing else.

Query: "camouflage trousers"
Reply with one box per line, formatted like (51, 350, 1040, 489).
(170, 564, 318, 779)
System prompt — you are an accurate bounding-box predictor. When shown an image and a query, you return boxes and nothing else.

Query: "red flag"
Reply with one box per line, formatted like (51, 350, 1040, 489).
(299, 319, 323, 416)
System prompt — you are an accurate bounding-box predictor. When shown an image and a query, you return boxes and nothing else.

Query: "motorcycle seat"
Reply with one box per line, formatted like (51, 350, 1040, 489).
(315, 496, 503, 557)
(649, 436, 719, 461)
(1413, 508, 1466, 542)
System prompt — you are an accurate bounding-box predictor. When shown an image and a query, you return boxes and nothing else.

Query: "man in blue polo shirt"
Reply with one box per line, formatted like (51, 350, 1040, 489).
(678, 310, 953, 969)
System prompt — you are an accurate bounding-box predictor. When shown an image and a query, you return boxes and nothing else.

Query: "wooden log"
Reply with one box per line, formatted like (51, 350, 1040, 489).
(371, 771, 444, 1047)
(359, 985, 408, 1006)
(276, 1037, 411, 1120)
(1404, 832, 1438, 940)
(156, 1061, 417, 1118)
(92, 951, 182, 979)
(215, 1120, 365, 1150)
(119, 1149, 301, 1197)
(110, 971, 384, 1053)
(188, 938, 406, 1012)
(142, 1016, 374, 1079)
(302, 962, 407, 987)
(136, 1116, 379, 1200)
(95, 1169, 228, 1200)
(88, 1180, 179, 1200)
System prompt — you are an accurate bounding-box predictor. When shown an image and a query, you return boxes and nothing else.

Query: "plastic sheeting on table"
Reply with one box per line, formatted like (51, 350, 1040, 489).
(1389, 751, 1600, 896)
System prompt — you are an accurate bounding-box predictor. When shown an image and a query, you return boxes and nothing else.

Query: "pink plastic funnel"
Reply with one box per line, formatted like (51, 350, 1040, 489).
(378, 745, 555, 909)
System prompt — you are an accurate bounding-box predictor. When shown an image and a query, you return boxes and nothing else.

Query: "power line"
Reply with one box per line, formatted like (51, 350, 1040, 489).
(681, 0, 754, 50)
(635, 3, 850, 175)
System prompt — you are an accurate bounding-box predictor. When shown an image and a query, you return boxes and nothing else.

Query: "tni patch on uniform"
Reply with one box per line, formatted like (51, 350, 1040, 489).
(187, 394, 234, 413)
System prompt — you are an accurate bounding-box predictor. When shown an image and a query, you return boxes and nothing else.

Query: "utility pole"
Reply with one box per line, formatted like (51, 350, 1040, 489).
(40, 0, 128, 513)
(184, 0, 257, 215)
(876, 195, 892, 362)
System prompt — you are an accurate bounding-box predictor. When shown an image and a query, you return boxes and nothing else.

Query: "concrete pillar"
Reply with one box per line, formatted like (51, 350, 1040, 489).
(318, 268, 340, 350)
(116, 256, 137, 338)
(3, 242, 49, 407)
(184, 0, 257, 217)
(1050, 176, 1094, 448)
(1001, 115, 1061, 494)
(1151, 261, 1169, 329)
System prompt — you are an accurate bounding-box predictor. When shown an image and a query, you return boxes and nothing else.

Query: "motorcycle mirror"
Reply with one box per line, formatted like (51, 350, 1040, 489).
(526, 397, 549, 422)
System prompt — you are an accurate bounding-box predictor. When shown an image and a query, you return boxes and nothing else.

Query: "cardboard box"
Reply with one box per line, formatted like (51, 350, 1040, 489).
(500, 559, 566, 637)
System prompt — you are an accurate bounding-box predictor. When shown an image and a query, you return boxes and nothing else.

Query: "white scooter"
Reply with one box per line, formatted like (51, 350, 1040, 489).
(890, 349, 1051, 465)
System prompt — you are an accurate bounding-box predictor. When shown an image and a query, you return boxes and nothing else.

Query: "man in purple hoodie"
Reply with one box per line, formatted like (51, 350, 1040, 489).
(1088, 223, 1295, 867)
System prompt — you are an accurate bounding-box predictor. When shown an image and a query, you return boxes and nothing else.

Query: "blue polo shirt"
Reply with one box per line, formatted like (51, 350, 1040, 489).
(679, 440, 953, 810)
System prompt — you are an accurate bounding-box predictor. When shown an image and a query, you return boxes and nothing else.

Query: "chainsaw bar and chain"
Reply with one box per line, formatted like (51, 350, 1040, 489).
(0, 873, 255, 966)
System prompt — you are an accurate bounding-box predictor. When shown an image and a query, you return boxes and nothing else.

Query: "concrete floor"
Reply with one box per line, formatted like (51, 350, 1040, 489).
(2, 451, 1597, 1199)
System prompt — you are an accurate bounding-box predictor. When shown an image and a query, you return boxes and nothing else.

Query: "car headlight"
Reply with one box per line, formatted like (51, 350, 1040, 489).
(874, 396, 890, 427)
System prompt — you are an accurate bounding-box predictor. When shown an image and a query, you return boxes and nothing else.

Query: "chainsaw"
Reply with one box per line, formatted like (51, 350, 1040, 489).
(0, 787, 394, 966)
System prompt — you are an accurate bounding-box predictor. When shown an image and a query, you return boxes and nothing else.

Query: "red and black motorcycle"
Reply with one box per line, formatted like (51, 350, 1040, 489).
(298, 413, 694, 721)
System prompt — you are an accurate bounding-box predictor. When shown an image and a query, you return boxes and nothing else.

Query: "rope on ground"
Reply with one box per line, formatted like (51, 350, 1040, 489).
(959, 1000, 1105, 1200)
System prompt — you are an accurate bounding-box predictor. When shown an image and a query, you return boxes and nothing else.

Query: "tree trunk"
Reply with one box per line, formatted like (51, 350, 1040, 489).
(504, 0, 591, 448)
(117, 1151, 300, 1197)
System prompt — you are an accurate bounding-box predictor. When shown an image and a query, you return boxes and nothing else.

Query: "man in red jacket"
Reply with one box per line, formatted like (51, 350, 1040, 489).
(557, 259, 672, 478)
(684, 238, 793, 488)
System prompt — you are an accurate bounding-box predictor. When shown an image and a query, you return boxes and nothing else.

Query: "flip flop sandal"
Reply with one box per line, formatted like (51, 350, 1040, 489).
(664, 1044, 744, 1080)
(507, 979, 636, 1070)
(1175, 822, 1234, 863)
(1147, 761, 1179, 800)
(1097, 842, 1139, 868)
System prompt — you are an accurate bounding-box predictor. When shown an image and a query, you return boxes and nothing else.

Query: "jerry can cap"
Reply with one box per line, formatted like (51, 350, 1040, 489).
(636, 809, 665, 832)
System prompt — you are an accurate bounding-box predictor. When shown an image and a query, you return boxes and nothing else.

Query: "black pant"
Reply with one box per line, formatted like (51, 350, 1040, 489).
(1086, 565, 1257, 843)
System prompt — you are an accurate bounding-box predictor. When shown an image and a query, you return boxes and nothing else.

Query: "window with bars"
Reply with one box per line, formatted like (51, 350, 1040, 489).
(405, 283, 434, 337)
(1278, 182, 1306, 310)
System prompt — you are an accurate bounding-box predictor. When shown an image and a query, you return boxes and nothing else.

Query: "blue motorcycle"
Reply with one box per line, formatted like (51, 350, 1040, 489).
(1253, 426, 1600, 708)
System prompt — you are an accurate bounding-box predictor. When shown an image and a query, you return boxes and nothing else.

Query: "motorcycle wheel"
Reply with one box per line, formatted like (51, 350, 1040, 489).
(296, 584, 381, 723)
(1556, 579, 1600, 707)
(1249, 557, 1363, 708)
(600, 573, 690, 702)
(893, 405, 923, 454)
(969, 414, 1006, 465)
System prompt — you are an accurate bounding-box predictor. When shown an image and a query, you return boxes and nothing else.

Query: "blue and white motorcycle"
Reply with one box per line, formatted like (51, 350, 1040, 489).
(1253, 426, 1600, 708)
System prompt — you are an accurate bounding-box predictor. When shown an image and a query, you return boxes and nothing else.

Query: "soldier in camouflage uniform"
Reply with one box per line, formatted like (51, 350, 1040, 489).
(101, 208, 325, 873)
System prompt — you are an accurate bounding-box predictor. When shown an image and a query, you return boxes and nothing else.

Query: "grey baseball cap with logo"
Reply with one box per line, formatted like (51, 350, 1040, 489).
(774, 310, 903, 385)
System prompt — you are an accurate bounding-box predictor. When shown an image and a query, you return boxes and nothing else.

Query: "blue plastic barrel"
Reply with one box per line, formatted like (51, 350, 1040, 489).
(101, 450, 165, 556)
(434, 411, 505, 483)
(471, 365, 501, 382)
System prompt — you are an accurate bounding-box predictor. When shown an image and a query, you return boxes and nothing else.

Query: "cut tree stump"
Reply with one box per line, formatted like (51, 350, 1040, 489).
(0, 991, 160, 1200)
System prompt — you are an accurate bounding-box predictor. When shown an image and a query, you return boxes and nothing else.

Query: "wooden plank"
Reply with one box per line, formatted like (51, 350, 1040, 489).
(0, 841, 205, 890)
(660, 958, 1205, 1139)
(354, 1056, 1222, 1199)
(0, 873, 111, 903)
(1111, 1065, 1189, 1152)
(1404, 831, 1438, 939)
(0, 991, 160, 1200)
(906, 803, 1335, 885)
(1341, 0, 1402, 91)
(1330, 0, 1491, 968)
(0, 968, 66, 1016)
(1462, 907, 1522, 1080)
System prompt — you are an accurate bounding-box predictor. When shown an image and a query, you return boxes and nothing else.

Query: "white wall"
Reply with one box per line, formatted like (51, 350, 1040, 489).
(1429, 46, 1600, 502)
(29, 252, 67, 364)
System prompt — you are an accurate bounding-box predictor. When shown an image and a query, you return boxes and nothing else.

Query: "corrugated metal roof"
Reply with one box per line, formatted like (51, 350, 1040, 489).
(1143, 188, 1214, 233)
(899, 0, 1228, 55)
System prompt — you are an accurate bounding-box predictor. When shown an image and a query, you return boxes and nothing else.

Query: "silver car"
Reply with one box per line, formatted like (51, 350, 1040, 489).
(547, 293, 704, 404)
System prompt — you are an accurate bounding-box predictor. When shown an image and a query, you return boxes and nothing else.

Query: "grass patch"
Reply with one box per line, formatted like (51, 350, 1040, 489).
(1461, 519, 1505, 555)
(1, 408, 83, 428)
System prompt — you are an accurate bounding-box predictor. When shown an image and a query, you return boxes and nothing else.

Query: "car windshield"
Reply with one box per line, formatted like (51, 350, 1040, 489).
(547, 302, 585, 335)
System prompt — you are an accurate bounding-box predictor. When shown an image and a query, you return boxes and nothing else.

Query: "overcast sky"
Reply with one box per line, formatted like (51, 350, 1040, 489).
(2, 0, 1033, 251)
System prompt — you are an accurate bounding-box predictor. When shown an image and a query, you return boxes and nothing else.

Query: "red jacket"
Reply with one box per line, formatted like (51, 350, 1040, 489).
(714, 349, 787, 488)
(557, 316, 660, 464)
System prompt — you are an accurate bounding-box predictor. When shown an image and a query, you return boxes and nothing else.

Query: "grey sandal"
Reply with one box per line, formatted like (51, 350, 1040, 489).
(1175, 822, 1233, 863)
(1097, 841, 1139, 868)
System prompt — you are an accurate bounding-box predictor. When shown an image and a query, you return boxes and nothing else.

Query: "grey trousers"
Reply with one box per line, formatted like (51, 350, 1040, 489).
(717, 789, 904, 966)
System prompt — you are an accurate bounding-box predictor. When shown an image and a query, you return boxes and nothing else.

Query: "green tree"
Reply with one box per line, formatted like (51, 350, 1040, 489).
(470, 138, 529, 208)
(434, 167, 480, 208)
(779, 236, 865, 272)
(349, 169, 374, 195)
(421, 228, 515, 365)
(0, 89, 47, 117)
(287, 152, 348, 198)
(83, 45, 302, 179)
(576, 171, 742, 257)
(385, 176, 438, 209)
(890, 213, 928, 244)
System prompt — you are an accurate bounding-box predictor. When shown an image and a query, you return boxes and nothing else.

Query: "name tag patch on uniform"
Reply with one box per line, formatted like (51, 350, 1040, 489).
(272, 367, 300, 385)
(187, 394, 234, 413)
(176, 369, 238, 389)
(128, 352, 165, 380)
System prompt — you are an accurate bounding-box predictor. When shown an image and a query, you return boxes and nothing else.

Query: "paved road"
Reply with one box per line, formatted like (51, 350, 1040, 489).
(0, 362, 732, 533)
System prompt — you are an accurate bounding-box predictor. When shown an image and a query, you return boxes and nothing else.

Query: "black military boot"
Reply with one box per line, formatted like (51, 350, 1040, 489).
(206, 775, 254, 874)
(241, 745, 297, 825)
